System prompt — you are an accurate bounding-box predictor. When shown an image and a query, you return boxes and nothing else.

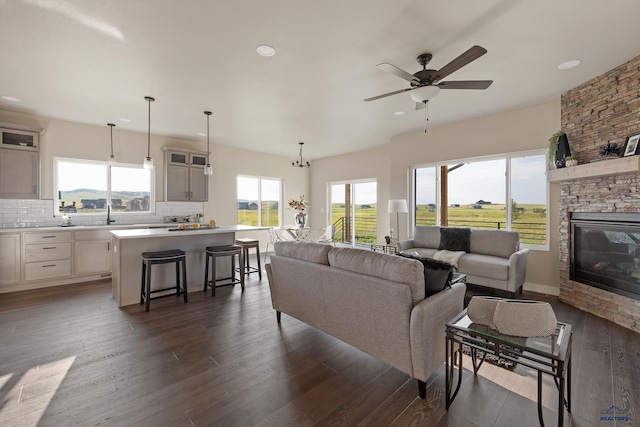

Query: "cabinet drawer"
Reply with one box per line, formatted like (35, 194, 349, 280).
(25, 242, 71, 262)
(74, 229, 112, 241)
(24, 231, 71, 244)
(25, 259, 71, 281)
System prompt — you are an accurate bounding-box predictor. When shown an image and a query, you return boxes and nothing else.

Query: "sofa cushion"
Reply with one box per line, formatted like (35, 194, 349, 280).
(457, 253, 510, 281)
(469, 229, 519, 259)
(399, 254, 453, 297)
(439, 227, 471, 252)
(328, 247, 425, 304)
(399, 248, 438, 259)
(413, 226, 441, 249)
(274, 241, 332, 265)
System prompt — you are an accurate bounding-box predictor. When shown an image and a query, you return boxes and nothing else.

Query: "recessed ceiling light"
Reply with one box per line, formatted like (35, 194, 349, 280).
(558, 59, 581, 70)
(256, 45, 276, 57)
(393, 111, 406, 116)
(1, 95, 21, 102)
(119, 118, 131, 123)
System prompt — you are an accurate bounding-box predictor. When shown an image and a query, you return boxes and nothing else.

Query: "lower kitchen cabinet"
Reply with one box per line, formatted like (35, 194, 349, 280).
(0, 233, 21, 285)
(23, 231, 72, 281)
(74, 229, 111, 275)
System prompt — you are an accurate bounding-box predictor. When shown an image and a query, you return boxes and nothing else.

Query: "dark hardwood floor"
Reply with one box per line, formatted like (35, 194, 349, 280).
(1, 263, 639, 426)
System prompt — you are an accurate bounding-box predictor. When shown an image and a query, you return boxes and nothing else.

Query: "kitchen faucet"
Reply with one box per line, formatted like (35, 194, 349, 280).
(107, 204, 116, 225)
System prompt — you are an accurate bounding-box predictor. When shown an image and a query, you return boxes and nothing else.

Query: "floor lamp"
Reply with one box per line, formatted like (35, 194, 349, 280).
(388, 199, 408, 242)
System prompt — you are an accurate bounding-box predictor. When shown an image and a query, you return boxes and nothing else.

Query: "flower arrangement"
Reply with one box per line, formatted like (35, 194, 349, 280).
(287, 195, 309, 212)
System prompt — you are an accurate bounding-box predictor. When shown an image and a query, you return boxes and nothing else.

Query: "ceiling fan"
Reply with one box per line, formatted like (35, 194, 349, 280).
(364, 45, 493, 110)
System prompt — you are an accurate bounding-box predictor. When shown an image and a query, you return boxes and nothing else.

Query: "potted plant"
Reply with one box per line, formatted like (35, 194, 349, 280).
(565, 155, 578, 167)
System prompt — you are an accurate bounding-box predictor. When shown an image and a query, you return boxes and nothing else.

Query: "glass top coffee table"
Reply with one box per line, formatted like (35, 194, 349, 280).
(445, 309, 572, 427)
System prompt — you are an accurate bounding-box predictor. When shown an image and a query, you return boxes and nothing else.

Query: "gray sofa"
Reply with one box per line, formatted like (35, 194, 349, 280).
(265, 241, 466, 399)
(398, 226, 529, 296)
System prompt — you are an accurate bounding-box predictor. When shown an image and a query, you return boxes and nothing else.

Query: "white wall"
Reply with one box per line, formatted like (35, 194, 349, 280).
(309, 144, 391, 241)
(310, 101, 562, 294)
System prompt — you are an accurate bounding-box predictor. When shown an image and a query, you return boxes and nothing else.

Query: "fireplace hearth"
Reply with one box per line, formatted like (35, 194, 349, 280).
(571, 212, 640, 301)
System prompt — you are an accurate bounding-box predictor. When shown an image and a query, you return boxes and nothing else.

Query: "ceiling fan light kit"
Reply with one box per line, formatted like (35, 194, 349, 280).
(409, 85, 441, 103)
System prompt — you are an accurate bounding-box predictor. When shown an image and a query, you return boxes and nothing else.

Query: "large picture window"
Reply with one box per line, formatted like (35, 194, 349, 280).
(237, 176, 282, 227)
(54, 158, 153, 215)
(412, 151, 547, 247)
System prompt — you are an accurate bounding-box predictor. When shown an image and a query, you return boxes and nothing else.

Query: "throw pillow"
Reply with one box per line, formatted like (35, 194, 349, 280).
(439, 227, 471, 252)
(399, 253, 454, 297)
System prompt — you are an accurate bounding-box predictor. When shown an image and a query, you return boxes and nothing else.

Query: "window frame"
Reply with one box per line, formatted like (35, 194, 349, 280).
(236, 175, 283, 227)
(410, 149, 549, 250)
(53, 157, 155, 216)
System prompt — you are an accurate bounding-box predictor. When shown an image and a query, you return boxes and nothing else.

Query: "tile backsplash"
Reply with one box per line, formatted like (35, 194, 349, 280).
(0, 200, 204, 228)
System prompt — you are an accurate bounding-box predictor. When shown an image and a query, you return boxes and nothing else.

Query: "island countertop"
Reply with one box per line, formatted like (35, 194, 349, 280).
(110, 224, 266, 307)
(110, 224, 265, 240)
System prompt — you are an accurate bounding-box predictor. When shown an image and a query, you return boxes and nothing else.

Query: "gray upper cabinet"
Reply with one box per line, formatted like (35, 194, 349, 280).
(0, 127, 39, 199)
(164, 149, 208, 202)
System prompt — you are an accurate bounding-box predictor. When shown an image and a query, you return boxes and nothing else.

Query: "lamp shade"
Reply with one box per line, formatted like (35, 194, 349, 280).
(409, 86, 440, 103)
(388, 199, 408, 214)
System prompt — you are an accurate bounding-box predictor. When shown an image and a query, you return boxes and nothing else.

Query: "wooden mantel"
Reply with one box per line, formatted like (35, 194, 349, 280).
(547, 156, 640, 183)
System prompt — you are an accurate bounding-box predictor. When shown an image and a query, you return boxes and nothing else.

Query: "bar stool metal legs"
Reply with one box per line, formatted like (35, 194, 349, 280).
(204, 244, 244, 296)
(140, 249, 187, 312)
(235, 238, 262, 280)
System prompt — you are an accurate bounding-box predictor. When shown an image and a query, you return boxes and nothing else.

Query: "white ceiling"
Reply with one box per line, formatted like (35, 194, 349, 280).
(2, 0, 640, 161)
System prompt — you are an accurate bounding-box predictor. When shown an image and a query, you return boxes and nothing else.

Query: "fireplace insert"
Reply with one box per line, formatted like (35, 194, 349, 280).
(571, 212, 640, 300)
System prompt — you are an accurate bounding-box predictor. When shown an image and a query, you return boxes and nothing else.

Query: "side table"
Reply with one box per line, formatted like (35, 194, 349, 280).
(445, 310, 572, 426)
(370, 243, 397, 254)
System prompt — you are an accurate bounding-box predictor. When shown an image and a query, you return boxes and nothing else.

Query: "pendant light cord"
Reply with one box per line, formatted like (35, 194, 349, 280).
(108, 123, 115, 159)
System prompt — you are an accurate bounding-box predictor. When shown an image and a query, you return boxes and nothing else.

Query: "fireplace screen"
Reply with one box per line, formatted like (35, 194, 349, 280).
(571, 213, 640, 300)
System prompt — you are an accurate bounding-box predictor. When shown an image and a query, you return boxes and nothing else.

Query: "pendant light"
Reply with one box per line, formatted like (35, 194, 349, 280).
(203, 111, 213, 175)
(143, 96, 155, 170)
(107, 123, 116, 164)
(292, 142, 310, 168)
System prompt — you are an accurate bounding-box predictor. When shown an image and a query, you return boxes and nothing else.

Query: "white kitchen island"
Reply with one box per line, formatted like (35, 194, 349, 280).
(110, 225, 264, 307)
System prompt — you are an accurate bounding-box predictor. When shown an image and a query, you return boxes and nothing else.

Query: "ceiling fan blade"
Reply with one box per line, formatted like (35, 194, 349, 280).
(434, 45, 488, 81)
(376, 63, 420, 83)
(438, 80, 493, 90)
(364, 87, 414, 102)
(415, 102, 426, 111)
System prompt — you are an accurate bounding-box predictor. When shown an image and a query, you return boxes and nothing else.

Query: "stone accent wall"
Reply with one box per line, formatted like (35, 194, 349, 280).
(558, 175, 640, 332)
(558, 54, 640, 333)
(561, 54, 640, 164)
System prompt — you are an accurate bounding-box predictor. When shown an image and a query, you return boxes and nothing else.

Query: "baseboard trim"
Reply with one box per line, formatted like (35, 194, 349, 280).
(523, 281, 560, 296)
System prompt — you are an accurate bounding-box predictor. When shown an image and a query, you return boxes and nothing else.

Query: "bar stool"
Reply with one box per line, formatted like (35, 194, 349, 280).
(140, 249, 187, 312)
(235, 237, 262, 280)
(204, 244, 244, 296)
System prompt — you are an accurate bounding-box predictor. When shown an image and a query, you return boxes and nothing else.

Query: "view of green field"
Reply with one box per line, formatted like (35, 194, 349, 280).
(416, 203, 547, 245)
(239, 201, 546, 246)
(237, 201, 280, 226)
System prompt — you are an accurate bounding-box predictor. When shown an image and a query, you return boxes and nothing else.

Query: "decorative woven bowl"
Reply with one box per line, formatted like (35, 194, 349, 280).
(493, 300, 557, 337)
(467, 296, 503, 328)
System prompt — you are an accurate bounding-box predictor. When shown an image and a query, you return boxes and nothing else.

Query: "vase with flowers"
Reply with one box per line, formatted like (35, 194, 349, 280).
(287, 195, 310, 228)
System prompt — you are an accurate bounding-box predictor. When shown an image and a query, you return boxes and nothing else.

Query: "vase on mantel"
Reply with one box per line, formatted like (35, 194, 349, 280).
(565, 157, 578, 167)
(555, 134, 572, 168)
(295, 211, 307, 228)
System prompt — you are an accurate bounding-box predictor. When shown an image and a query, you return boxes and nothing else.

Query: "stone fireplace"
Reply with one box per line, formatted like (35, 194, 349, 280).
(570, 212, 640, 300)
(553, 53, 640, 333)
(555, 171, 640, 333)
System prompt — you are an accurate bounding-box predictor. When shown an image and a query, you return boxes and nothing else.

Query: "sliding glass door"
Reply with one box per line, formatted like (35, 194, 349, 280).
(330, 180, 377, 246)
